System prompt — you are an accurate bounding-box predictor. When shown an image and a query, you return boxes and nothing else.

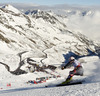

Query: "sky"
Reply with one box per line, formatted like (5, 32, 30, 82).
(0, 0, 100, 6)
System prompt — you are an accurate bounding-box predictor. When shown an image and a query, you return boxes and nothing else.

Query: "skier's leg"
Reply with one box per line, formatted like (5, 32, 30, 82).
(62, 74, 73, 84)
(66, 68, 78, 80)
(74, 66, 84, 76)
(66, 70, 75, 81)
(62, 70, 75, 84)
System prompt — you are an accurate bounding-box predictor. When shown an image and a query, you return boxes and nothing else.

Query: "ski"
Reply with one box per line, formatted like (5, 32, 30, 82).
(56, 76, 86, 86)
(56, 81, 82, 86)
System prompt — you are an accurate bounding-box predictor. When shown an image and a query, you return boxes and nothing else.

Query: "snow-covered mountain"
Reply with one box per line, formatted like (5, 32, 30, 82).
(0, 5, 97, 53)
(0, 5, 100, 76)
(22, 5, 100, 41)
(0, 4, 99, 70)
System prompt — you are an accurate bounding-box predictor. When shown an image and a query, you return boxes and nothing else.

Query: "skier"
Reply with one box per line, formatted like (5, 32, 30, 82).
(62, 56, 84, 83)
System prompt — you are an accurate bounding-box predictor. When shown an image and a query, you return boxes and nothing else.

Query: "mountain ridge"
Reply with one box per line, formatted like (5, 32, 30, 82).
(0, 4, 99, 65)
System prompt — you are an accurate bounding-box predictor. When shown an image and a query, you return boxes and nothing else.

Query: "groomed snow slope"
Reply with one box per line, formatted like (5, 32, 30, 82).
(0, 56, 100, 96)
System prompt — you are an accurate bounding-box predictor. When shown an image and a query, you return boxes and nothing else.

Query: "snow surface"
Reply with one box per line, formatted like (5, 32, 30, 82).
(0, 56, 100, 96)
(2, 4, 21, 14)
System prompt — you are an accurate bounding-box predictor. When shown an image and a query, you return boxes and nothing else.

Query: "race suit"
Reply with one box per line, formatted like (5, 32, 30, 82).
(69, 60, 84, 76)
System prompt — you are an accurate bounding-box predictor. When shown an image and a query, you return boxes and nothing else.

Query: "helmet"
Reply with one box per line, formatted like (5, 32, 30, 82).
(69, 56, 75, 61)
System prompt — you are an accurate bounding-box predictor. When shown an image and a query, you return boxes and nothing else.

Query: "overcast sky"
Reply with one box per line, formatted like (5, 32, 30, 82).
(0, 0, 100, 6)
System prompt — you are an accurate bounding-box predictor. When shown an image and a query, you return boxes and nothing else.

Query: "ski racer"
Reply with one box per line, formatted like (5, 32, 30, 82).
(62, 56, 84, 83)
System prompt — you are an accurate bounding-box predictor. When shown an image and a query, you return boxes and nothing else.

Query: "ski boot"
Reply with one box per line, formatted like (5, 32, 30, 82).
(62, 76, 72, 84)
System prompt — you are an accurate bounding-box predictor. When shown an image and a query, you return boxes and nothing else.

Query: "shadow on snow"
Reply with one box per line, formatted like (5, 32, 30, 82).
(63, 48, 98, 64)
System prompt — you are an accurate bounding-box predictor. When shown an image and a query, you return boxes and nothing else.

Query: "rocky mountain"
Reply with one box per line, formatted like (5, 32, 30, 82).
(0, 4, 99, 67)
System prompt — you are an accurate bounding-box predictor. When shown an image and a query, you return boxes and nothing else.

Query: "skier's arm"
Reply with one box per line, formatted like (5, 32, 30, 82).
(62, 61, 72, 70)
